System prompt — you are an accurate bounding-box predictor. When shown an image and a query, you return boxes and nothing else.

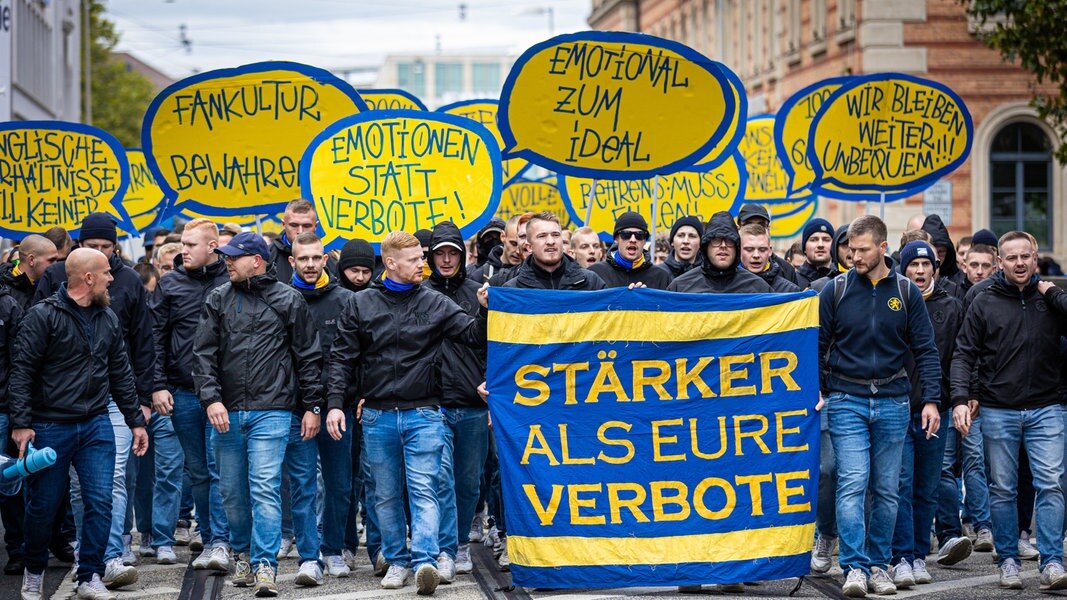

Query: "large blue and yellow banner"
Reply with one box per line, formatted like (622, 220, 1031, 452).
(487, 288, 820, 588)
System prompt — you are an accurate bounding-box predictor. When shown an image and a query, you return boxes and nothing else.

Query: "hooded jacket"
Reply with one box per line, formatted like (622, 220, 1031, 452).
(797, 262, 832, 290)
(469, 245, 519, 285)
(654, 253, 702, 281)
(502, 254, 606, 290)
(35, 253, 156, 406)
(426, 222, 488, 408)
(589, 250, 672, 290)
(476, 217, 506, 267)
(0, 286, 23, 415)
(193, 272, 323, 413)
(921, 215, 964, 284)
(808, 225, 852, 293)
(667, 212, 772, 294)
(0, 261, 36, 309)
(904, 285, 962, 413)
(328, 278, 487, 412)
(292, 273, 355, 407)
(9, 285, 145, 430)
(753, 258, 802, 293)
(151, 257, 230, 391)
(950, 272, 1067, 410)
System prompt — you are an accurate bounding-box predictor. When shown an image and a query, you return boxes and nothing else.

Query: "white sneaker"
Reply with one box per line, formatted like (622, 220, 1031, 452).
(191, 548, 212, 570)
(483, 525, 499, 549)
(890, 557, 914, 589)
(437, 552, 456, 584)
(415, 563, 440, 595)
(120, 535, 136, 566)
(810, 535, 834, 573)
(206, 545, 231, 572)
(102, 558, 138, 589)
(936, 536, 972, 566)
(1040, 562, 1067, 591)
(232, 554, 254, 588)
(76, 574, 116, 600)
(374, 550, 389, 577)
(276, 538, 295, 560)
(138, 534, 155, 557)
(1018, 536, 1039, 560)
(188, 531, 204, 552)
(497, 538, 510, 572)
(381, 564, 411, 589)
(294, 560, 324, 587)
(324, 555, 350, 578)
(469, 513, 485, 543)
(455, 545, 473, 574)
(341, 548, 356, 570)
(974, 528, 994, 551)
(999, 558, 1023, 589)
(912, 558, 931, 584)
(21, 569, 43, 600)
(867, 566, 897, 595)
(961, 522, 977, 541)
(156, 546, 177, 565)
(842, 568, 867, 597)
(174, 521, 191, 546)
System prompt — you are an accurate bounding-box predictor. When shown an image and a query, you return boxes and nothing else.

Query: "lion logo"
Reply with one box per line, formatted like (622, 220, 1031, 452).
(888, 297, 903, 311)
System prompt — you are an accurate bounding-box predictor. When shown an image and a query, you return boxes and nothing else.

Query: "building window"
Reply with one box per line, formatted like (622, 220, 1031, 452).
(396, 62, 426, 97)
(786, 0, 801, 57)
(838, 0, 856, 30)
(471, 63, 500, 97)
(990, 122, 1054, 249)
(812, 0, 827, 41)
(434, 62, 463, 98)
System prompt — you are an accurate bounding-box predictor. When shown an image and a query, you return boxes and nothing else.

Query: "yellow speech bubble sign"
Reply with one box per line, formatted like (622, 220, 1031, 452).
(774, 77, 850, 195)
(439, 100, 531, 186)
(759, 197, 819, 239)
(739, 115, 796, 202)
(0, 121, 135, 239)
(560, 151, 745, 239)
(300, 111, 502, 250)
(361, 89, 428, 111)
(690, 68, 747, 171)
(142, 61, 368, 218)
(808, 73, 973, 201)
(119, 149, 168, 237)
(499, 31, 739, 179)
(500, 179, 572, 228)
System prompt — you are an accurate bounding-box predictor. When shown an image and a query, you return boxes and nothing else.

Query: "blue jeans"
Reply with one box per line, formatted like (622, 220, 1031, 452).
(827, 392, 910, 574)
(437, 407, 489, 558)
(892, 411, 948, 562)
(0, 413, 26, 559)
(131, 414, 185, 548)
(285, 414, 321, 565)
(817, 410, 837, 539)
(72, 402, 132, 563)
(171, 389, 228, 547)
(25, 414, 115, 583)
(936, 416, 991, 542)
(362, 407, 446, 569)
(982, 405, 1065, 568)
(359, 425, 382, 562)
(317, 409, 352, 557)
(213, 410, 288, 567)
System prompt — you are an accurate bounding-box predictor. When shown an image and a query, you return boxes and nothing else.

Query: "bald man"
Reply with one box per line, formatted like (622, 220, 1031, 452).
(0, 235, 58, 309)
(10, 248, 148, 600)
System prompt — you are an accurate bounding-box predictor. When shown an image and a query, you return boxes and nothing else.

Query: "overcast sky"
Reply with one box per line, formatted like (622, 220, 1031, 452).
(108, 0, 591, 80)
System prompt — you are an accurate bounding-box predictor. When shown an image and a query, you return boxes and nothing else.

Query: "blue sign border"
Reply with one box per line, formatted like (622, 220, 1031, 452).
(360, 88, 429, 111)
(688, 64, 749, 173)
(437, 98, 533, 187)
(773, 76, 853, 196)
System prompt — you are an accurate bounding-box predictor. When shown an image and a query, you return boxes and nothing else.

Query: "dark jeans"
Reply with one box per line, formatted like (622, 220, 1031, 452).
(317, 409, 352, 557)
(24, 414, 116, 583)
(892, 411, 948, 562)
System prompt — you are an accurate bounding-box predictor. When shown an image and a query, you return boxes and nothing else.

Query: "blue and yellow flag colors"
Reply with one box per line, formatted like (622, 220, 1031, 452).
(487, 287, 820, 588)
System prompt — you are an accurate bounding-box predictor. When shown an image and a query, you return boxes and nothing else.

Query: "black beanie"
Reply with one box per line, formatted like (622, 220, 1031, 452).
(669, 216, 704, 243)
(414, 229, 433, 249)
(613, 211, 648, 236)
(339, 239, 375, 271)
(79, 212, 118, 244)
(971, 229, 998, 248)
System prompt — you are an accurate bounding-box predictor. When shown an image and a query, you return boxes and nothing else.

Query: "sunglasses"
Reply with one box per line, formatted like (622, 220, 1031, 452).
(618, 230, 649, 241)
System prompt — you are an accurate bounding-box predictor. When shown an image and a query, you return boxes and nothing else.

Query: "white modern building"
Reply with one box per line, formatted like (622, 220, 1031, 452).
(1, 0, 83, 121)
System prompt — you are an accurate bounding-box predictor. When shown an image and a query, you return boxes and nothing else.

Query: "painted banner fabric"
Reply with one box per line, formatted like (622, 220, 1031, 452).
(486, 287, 820, 588)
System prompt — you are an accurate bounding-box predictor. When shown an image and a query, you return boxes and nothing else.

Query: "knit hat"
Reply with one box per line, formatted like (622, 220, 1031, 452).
(669, 216, 704, 243)
(802, 218, 834, 249)
(414, 229, 433, 249)
(737, 204, 770, 225)
(899, 241, 939, 271)
(339, 239, 375, 271)
(79, 212, 118, 244)
(613, 211, 648, 236)
(971, 228, 998, 248)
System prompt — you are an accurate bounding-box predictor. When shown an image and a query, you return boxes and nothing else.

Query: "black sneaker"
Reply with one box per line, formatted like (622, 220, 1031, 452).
(3, 555, 23, 576)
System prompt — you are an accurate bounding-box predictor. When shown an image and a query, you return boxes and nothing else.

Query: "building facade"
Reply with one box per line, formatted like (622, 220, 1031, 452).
(372, 51, 515, 109)
(3, 0, 82, 121)
(588, 0, 1065, 258)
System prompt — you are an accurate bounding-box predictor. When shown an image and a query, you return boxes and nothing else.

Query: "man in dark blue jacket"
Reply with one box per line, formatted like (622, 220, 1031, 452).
(818, 216, 941, 597)
(10, 248, 149, 600)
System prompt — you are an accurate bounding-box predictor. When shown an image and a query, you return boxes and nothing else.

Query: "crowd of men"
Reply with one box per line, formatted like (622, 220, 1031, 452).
(0, 198, 1065, 600)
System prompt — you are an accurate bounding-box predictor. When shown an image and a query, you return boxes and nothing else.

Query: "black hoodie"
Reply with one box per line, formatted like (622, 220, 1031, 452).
(502, 254, 606, 290)
(654, 253, 702, 281)
(667, 212, 772, 294)
(0, 286, 23, 414)
(469, 245, 510, 284)
(427, 222, 488, 408)
(292, 273, 355, 406)
(809, 225, 851, 293)
(0, 261, 36, 309)
(922, 215, 963, 284)
(475, 217, 506, 268)
(589, 250, 672, 290)
(904, 284, 962, 413)
(753, 258, 801, 293)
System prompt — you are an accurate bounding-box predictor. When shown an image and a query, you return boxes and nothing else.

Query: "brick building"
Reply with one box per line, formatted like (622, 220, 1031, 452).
(588, 0, 1065, 258)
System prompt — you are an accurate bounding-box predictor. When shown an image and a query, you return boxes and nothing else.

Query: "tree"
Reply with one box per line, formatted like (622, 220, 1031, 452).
(962, 1, 1067, 163)
(84, 0, 156, 148)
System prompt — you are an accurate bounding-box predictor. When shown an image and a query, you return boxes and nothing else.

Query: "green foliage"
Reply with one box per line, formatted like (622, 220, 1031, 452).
(85, 0, 155, 147)
(963, 0, 1067, 163)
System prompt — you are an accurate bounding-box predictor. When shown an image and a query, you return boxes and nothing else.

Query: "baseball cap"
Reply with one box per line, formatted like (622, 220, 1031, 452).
(214, 231, 270, 261)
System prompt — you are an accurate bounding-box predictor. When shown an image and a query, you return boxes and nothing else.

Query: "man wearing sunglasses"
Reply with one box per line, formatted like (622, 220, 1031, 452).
(588, 212, 671, 290)
(667, 211, 771, 294)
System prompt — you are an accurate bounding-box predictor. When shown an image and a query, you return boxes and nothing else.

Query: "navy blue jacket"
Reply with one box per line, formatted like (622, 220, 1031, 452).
(818, 263, 941, 403)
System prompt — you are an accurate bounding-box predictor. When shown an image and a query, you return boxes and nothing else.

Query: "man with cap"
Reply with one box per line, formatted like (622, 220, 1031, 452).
(889, 241, 964, 588)
(589, 212, 671, 289)
(738, 224, 800, 293)
(194, 231, 324, 597)
(737, 203, 800, 285)
(34, 213, 159, 588)
(0, 235, 58, 309)
(655, 216, 703, 281)
(797, 218, 835, 289)
(667, 211, 771, 294)
(338, 239, 378, 293)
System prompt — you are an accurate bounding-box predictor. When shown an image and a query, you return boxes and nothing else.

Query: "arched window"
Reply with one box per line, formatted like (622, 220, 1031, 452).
(990, 122, 1054, 249)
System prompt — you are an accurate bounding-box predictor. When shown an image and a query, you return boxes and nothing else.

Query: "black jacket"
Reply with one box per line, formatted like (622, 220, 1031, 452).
(796, 261, 832, 290)
(426, 222, 488, 408)
(193, 273, 323, 413)
(905, 286, 962, 413)
(654, 253, 702, 282)
(951, 273, 1067, 410)
(502, 254, 606, 290)
(922, 215, 963, 282)
(589, 251, 672, 290)
(0, 262, 36, 310)
(469, 245, 508, 284)
(328, 280, 487, 412)
(151, 258, 230, 391)
(9, 286, 145, 430)
(0, 287, 23, 414)
(35, 253, 156, 406)
(667, 212, 772, 294)
(293, 276, 356, 408)
(772, 254, 801, 285)
(754, 259, 802, 293)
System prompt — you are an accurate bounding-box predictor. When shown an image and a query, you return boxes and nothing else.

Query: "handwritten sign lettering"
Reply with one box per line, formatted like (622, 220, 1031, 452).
(500, 179, 571, 227)
(439, 100, 531, 186)
(361, 89, 428, 111)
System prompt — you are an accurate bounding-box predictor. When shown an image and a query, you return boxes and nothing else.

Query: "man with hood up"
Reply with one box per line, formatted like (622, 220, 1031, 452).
(921, 215, 964, 286)
(589, 212, 671, 289)
(739, 224, 800, 293)
(473, 218, 505, 268)
(666, 211, 771, 294)
(654, 216, 703, 281)
(469, 215, 524, 284)
(425, 221, 491, 581)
